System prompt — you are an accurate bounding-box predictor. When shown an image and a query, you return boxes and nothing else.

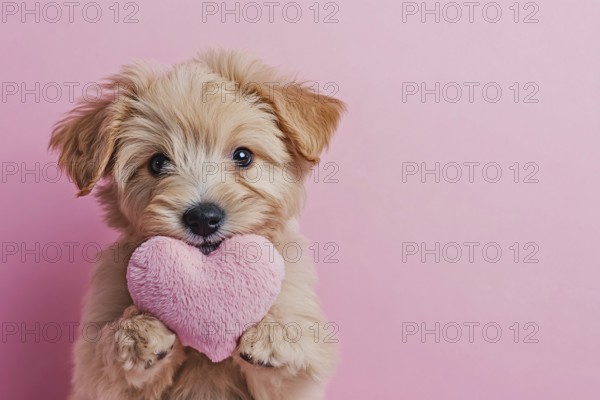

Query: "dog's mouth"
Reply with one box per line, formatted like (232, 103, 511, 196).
(198, 240, 223, 255)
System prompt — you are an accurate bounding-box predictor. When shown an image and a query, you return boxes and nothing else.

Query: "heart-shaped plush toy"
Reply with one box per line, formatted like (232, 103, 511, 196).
(126, 235, 285, 362)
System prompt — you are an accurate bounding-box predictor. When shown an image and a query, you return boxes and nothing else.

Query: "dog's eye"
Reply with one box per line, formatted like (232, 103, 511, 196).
(149, 153, 169, 176)
(232, 148, 253, 168)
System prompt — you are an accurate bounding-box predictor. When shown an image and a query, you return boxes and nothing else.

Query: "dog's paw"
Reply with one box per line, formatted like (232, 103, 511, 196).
(112, 306, 183, 384)
(237, 315, 307, 373)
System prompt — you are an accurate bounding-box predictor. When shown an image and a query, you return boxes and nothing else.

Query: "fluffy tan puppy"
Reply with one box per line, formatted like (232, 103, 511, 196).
(50, 50, 344, 400)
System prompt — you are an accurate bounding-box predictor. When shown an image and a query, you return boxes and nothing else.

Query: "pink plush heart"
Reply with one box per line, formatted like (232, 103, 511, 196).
(126, 235, 285, 362)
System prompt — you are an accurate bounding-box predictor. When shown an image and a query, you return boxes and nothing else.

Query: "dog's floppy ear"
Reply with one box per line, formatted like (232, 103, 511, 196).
(268, 85, 345, 164)
(199, 50, 345, 165)
(49, 67, 151, 197)
(50, 92, 120, 197)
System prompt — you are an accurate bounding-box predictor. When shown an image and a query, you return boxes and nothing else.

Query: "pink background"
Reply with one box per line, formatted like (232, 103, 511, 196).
(1, 1, 600, 398)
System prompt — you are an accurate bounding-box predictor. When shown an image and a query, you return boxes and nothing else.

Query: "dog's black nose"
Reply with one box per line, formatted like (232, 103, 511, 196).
(183, 203, 224, 236)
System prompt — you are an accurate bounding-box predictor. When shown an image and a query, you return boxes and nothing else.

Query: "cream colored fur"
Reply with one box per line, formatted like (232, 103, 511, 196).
(50, 50, 344, 400)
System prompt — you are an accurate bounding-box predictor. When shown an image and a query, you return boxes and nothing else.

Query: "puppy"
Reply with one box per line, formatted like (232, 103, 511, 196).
(50, 50, 344, 400)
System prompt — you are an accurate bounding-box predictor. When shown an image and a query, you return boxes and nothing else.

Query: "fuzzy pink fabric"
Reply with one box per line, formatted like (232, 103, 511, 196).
(126, 235, 285, 362)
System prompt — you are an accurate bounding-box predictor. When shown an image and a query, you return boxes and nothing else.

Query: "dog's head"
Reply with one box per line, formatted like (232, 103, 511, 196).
(50, 51, 344, 252)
